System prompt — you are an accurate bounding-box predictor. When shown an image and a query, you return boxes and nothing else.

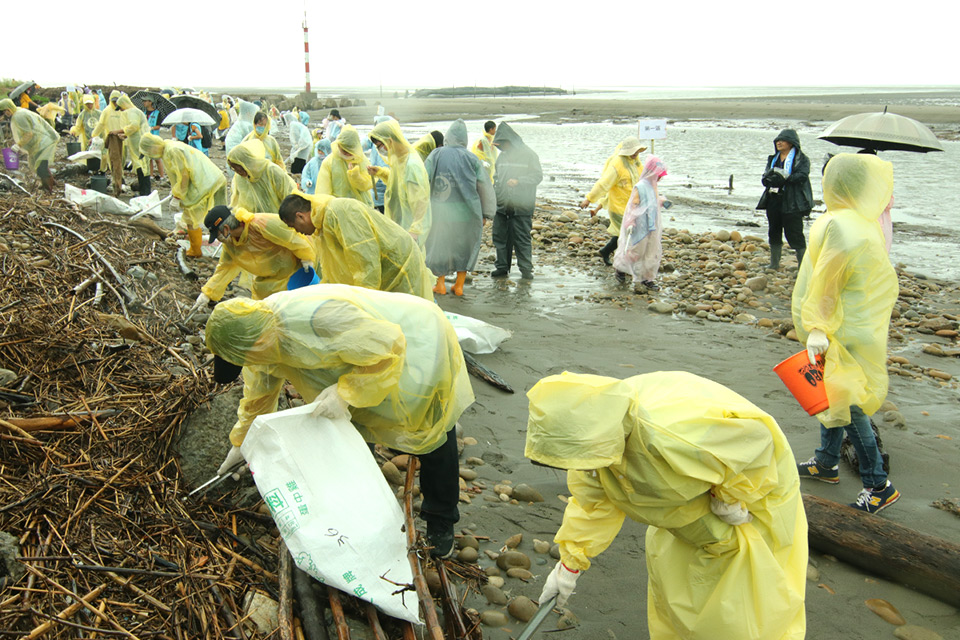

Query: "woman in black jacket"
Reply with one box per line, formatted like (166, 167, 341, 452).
(759, 129, 812, 269)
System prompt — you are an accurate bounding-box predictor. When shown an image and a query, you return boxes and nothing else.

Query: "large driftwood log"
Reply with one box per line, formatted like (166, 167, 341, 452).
(803, 494, 960, 607)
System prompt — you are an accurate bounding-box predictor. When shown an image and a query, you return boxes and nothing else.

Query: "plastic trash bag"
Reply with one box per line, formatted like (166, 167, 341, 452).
(241, 402, 420, 624)
(444, 311, 511, 354)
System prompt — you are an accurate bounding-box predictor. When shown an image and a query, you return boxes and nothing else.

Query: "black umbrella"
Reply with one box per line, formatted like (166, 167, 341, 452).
(131, 90, 177, 120)
(8, 80, 35, 101)
(169, 95, 220, 123)
(161, 88, 176, 97)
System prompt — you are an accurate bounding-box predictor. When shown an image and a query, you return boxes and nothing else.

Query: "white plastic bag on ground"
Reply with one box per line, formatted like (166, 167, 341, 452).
(128, 191, 163, 219)
(65, 183, 135, 215)
(241, 402, 420, 624)
(444, 312, 511, 354)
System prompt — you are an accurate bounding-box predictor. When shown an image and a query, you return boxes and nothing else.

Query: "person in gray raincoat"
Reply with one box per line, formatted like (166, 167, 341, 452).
(491, 122, 543, 279)
(424, 120, 495, 296)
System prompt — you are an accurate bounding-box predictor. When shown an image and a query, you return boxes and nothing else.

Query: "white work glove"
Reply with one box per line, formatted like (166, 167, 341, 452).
(300, 259, 313, 271)
(311, 383, 351, 420)
(710, 495, 753, 526)
(217, 445, 246, 477)
(539, 561, 580, 608)
(191, 292, 211, 312)
(10, 144, 21, 153)
(806, 328, 829, 365)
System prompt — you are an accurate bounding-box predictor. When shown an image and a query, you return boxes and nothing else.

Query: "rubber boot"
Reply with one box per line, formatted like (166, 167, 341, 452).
(137, 170, 151, 196)
(598, 236, 617, 266)
(185, 228, 203, 257)
(768, 244, 782, 270)
(452, 271, 466, 296)
(433, 275, 447, 295)
(796, 246, 806, 268)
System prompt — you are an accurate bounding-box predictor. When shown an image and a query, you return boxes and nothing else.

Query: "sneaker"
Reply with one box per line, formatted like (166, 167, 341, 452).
(850, 481, 900, 514)
(490, 269, 508, 278)
(426, 524, 455, 559)
(797, 456, 840, 484)
(615, 271, 626, 283)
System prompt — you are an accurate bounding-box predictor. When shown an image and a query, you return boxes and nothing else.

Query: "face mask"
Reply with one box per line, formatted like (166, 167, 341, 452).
(256, 126, 266, 135)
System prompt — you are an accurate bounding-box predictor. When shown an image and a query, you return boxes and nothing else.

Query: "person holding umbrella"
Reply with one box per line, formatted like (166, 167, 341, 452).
(139, 133, 227, 257)
(0, 98, 59, 191)
(758, 129, 812, 270)
(793, 153, 901, 514)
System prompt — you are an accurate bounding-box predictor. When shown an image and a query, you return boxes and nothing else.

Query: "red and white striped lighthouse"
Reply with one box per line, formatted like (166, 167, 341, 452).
(302, 10, 311, 94)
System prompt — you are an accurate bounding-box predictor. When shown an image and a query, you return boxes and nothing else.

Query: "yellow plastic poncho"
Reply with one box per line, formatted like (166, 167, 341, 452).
(587, 146, 642, 236)
(206, 284, 475, 451)
(70, 102, 101, 150)
(117, 95, 149, 173)
(526, 371, 807, 640)
(228, 139, 297, 214)
(299, 193, 434, 300)
(414, 133, 437, 162)
(91, 91, 134, 174)
(37, 103, 65, 125)
(368, 120, 432, 245)
(792, 153, 897, 428)
(0, 99, 59, 172)
(471, 131, 498, 184)
(139, 134, 227, 228)
(242, 118, 284, 168)
(201, 209, 316, 301)
(316, 125, 373, 205)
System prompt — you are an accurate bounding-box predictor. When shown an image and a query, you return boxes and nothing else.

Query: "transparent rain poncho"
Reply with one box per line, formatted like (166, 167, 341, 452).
(0, 99, 59, 172)
(228, 139, 298, 214)
(205, 284, 475, 452)
(423, 119, 494, 275)
(243, 116, 284, 168)
(526, 371, 807, 640)
(201, 209, 316, 301)
(587, 141, 642, 235)
(368, 119, 432, 244)
(316, 125, 373, 205)
(91, 91, 130, 174)
(118, 95, 149, 174)
(299, 193, 433, 300)
(139, 134, 227, 228)
(792, 153, 898, 428)
(284, 113, 313, 161)
(225, 100, 258, 157)
(71, 103, 101, 150)
(300, 139, 331, 194)
(613, 156, 667, 283)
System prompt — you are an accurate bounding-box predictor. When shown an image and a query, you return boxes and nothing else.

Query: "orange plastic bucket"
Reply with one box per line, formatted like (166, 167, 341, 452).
(774, 351, 829, 415)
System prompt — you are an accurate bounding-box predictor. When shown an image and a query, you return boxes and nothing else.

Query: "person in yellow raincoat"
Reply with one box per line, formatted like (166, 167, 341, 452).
(793, 152, 900, 514)
(227, 139, 297, 214)
(206, 284, 475, 557)
(139, 133, 227, 257)
(117, 95, 152, 195)
(413, 131, 444, 162)
(367, 119, 432, 246)
(242, 111, 284, 168)
(315, 124, 374, 205)
(190, 205, 316, 310)
(526, 371, 807, 640)
(91, 92, 151, 195)
(70, 95, 101, 150)
(579, 136, 646, 265)
(278, 192, 433, 300)
(471, 121, 498, 184)
(0, 98, 59, 191)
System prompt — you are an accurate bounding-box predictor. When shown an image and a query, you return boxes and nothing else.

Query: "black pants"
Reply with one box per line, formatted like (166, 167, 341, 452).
(290, 158, 306, 175)
(492, 212, 533, 276)
(416, 428, 460, 529)
(136, 168, 151, 196)
(766, 206, 806, 251)
(36, 160, 50, 180)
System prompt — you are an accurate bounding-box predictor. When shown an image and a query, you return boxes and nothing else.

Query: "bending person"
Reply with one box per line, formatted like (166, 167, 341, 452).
(192, 205, 316, 309)
(0, 98, 59, 191)
(793, 153, 900, 513)
(206, 285, 475, 557)
(279, 192, 434, 300)
(140, 133, 227, 257)
(528, 371, 807, 640)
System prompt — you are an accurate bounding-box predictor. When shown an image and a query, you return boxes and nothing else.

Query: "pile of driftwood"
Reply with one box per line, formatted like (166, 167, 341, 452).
(0, 189, 487, 638)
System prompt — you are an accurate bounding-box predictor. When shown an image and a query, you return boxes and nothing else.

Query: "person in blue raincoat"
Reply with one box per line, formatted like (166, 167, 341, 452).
(300, 139, 331, 195)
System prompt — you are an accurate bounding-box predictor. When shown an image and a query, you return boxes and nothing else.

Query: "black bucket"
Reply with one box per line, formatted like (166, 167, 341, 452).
(66, 142, 81, 156)
(86, 158, 100, 173)
(89, 174, 108, 194)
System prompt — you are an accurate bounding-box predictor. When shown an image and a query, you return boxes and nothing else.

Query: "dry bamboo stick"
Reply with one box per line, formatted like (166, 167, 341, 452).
(403, 458, 444, 640)
(24, 582, 108, 639)
(362, 602, 387, 640)
(278, 541, 295, 640)
(325, 587, 351, 640)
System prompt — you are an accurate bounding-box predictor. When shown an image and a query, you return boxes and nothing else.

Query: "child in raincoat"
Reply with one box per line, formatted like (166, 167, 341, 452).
(367, 119, 432, 247)
(227, 139, 297, 214)
(612, 156, 667, 292)
(300, 139, 331, 195)
(0, 98, 59, 191)
(527, 371, 807, 640)
(793, 152, 900, 514)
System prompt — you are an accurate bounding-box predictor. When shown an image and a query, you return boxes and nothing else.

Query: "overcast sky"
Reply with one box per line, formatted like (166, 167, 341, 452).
(6, 1, 958, 90)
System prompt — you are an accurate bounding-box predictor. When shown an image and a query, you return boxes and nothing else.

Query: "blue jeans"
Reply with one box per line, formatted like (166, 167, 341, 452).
(815, 406, 887, 489)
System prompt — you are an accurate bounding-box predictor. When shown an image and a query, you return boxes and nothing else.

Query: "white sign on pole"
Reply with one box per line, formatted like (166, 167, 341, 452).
(638, 119, 667, 140)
